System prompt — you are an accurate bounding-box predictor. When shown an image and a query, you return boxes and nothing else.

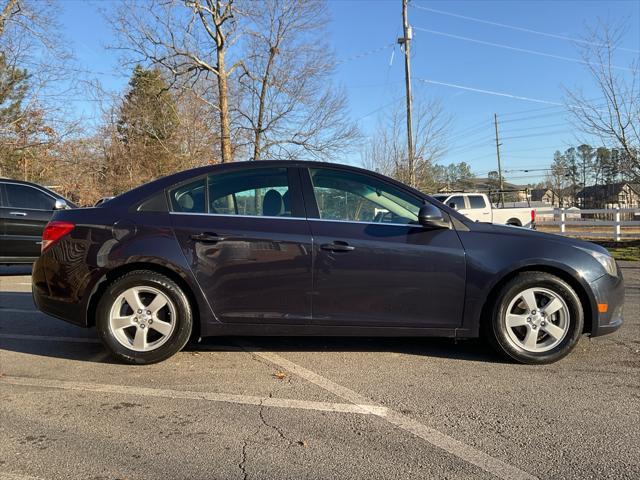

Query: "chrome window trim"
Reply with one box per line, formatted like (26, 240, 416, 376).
(308, 217, 425, 228)
(169, 211, 426, 228)
(169, 211, 306, 221)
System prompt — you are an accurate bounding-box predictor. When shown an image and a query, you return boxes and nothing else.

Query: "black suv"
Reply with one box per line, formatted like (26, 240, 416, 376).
(0, 179, 76, 264)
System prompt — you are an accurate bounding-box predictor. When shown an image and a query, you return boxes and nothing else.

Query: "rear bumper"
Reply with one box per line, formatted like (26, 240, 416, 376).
(588, 269, 624, 337)
(31, 255, 92, 327)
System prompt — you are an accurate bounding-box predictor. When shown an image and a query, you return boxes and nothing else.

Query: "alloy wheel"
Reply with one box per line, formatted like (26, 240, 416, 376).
(503, 287, 570, 353)
(108, 286, 177, 352)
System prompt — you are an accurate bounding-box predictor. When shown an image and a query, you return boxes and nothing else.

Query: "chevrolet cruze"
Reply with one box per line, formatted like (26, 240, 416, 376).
(32, 161, 624, 364)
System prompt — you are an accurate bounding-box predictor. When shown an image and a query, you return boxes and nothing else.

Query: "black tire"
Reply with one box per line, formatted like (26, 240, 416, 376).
(486, 272, 584, 364)
(96, 270, 193, 365)
(506, 218, 522, 226)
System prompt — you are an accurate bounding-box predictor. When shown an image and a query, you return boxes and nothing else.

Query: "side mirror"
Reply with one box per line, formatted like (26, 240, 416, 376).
(418, 203, 449, 229)
(448, 201, 458, 210)
(54, 199, 69, 210)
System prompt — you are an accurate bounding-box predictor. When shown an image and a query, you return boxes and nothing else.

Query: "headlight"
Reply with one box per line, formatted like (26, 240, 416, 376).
(578, 247, 618, 277)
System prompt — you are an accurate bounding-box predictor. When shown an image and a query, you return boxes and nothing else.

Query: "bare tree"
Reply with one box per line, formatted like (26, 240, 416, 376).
(564, 21, 639, 180)
(237, 0, 358, 160)
(0, 0, 80, 180)
(363, 98, 450, 192)
(109, 0, 241, 163)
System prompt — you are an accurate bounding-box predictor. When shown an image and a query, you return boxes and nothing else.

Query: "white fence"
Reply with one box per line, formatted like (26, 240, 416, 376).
(535, 207, 640, 241)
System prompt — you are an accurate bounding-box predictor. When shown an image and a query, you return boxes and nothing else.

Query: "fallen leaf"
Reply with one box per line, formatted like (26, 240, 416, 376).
(273, 371, 287, 380)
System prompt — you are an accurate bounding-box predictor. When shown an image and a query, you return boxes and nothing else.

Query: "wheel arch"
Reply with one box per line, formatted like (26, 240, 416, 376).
(479, 264, 595, 335)
(506, 218, 522, 226)
(86, 262, 201, 339)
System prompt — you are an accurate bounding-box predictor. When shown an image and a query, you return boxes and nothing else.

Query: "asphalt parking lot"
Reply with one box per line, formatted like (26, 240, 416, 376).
(0, 264, 638, 480)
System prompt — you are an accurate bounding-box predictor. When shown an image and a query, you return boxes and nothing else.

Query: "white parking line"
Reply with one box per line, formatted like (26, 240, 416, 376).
(0, 334, 100, 343)
(244, 348, 538, 480)
(0, 376, 388, 416)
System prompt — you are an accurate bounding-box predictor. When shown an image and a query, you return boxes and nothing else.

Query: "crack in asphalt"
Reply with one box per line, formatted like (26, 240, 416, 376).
(237, 353, 298, 480)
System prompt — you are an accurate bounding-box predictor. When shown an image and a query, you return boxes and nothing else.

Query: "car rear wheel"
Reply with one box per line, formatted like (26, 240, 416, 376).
(96, 271, 192, 364)
(487, 272, 584, 364)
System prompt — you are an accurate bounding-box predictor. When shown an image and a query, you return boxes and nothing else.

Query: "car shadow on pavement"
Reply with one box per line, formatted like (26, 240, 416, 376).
(0, 290, 507, 365)
(195, 336, 509, 364)
(0, 332, 507, 366)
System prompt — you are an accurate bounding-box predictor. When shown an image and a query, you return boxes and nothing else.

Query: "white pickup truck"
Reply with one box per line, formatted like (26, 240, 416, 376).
(432, 192, 536, 228)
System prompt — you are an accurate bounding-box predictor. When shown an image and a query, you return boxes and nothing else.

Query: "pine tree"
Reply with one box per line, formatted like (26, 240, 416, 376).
(112, 66, 180, 189)
(117, 65, 178, 146)
(0, 52, 29, 178)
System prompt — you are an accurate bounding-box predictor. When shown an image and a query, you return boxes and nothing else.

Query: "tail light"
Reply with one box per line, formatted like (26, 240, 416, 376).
(42, 221, 75, 253)
(530, 209, 536, 223)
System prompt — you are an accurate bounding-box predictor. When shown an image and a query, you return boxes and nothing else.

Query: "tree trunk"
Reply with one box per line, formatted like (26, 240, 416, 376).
(217, 48, 232, 163)
(252, 47, 278, 161)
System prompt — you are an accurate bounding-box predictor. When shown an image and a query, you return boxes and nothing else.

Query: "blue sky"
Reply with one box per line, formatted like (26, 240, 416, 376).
(59, 0, 640, 185)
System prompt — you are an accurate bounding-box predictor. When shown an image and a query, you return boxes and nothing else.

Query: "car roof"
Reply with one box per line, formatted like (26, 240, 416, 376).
(107, 160, 427, 208)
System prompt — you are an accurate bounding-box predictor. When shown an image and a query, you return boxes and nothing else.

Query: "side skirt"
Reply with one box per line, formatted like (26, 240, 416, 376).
(202, 323, 475, 339)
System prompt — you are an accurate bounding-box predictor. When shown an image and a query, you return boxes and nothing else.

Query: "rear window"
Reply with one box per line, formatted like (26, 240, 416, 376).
(468, 195, 486, 209)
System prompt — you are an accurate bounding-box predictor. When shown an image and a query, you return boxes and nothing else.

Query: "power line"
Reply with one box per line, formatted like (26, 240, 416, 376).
(417, 78, 612, 114)
(501, 129, 573, 141)
(499, 121, 571, 134)
(412, 26, 634, 72)
(335, 43, 396, 65)
(355, 96, 405, 122)
(417, 78, 564, 106)
(410, 4, 640, 54)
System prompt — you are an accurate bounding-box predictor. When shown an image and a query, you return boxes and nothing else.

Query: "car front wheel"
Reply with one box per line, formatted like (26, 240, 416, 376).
(487, 272, 584, 364)
(96, 270, 193, 364)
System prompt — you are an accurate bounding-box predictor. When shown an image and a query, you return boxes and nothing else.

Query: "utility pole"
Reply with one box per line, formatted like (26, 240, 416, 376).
(494, 113, 505, 205)
(399, 0, 414, 187)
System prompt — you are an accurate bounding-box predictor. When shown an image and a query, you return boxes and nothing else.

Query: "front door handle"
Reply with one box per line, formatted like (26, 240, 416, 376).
(9, 211, 27, 216)
(321, 241, 355, 252)
(190, 233, 226, 243)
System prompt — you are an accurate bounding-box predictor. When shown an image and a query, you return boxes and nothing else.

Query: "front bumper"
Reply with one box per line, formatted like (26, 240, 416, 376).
(588, 268, 624, 337)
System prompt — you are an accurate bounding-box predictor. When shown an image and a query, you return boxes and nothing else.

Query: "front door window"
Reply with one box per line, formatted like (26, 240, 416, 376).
(309, 168, 421, 225)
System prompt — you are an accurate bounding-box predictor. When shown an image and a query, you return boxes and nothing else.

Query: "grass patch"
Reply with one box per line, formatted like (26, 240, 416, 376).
(593, 240, 640, 262)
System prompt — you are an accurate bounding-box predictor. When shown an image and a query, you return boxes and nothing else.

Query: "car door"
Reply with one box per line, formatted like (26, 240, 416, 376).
(466, 195, 492, 222)
(0, 183, 7, 256)
(169, 166, 313, 324)
(301, 166, 466, 328)
(1, 182, 56, 259)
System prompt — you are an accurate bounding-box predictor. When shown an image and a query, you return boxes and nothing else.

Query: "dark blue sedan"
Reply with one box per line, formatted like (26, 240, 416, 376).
(32, 161, 624, 364)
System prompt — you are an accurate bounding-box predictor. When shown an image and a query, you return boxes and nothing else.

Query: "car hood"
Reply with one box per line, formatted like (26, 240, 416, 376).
(466, 221, 610, 256)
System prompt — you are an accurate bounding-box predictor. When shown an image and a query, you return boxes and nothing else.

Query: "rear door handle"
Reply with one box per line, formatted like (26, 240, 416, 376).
(9, 211, 27, 216)
(321, 241, 355, 252)
(190, 233, 226, 243)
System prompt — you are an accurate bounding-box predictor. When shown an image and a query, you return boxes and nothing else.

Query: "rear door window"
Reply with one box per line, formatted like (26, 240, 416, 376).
(468, 195, 487, 209)
(208, 168, 295, 217)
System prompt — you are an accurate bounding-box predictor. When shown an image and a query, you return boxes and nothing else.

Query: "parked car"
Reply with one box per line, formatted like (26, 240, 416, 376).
(0, 179, 75, 264)
(432, 192, 536, 227)
(94, 196, 114, 207)
(32, 161, 624, 365)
